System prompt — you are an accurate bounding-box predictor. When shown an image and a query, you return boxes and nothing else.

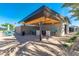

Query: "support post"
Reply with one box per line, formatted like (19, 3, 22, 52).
(39, 22, 42, 41)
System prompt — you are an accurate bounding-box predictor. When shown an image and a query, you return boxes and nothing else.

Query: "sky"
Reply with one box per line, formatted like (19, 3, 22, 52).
(0, 3, 79, 26)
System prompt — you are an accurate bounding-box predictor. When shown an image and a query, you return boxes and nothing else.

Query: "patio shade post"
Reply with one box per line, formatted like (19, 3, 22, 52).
(39, 22, 42, 41)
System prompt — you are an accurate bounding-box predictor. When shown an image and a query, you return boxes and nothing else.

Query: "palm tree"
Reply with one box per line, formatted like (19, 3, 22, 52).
(62, 3, 79, 20)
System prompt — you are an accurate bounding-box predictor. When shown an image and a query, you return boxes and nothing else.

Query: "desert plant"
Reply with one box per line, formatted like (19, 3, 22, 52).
(67, 36, 77, 43)
(75, 32, 79, 35)
(62, 44, 69, 48)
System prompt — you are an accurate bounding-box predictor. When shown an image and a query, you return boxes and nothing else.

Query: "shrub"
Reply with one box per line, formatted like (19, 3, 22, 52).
(62, 44, 69, 48)
(67, 36, 77, 43)
(76, 32, 79, 35)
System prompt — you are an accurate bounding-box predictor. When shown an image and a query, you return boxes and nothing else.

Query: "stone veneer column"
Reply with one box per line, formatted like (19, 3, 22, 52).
(36, 30, 40, 36)
(61, 23, 65, 36)
(46, 30, 51, 36)
(66, 24, 69, 34)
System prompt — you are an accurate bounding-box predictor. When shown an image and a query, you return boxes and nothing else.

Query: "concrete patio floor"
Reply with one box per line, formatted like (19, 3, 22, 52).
(0, 32, 79, 56)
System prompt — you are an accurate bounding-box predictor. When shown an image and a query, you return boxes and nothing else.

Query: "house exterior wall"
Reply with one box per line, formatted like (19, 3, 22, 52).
(15, 24, 65, 36)
(15, 26, 22, 34)
(15, 26, 31, 35)
(55, 25, 61, 36)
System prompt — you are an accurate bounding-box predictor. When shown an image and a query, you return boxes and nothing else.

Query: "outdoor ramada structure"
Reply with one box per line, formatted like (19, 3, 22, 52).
(16, 5, 70, 40)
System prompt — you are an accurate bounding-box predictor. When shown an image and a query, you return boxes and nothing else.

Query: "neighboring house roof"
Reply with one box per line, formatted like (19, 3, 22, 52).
(19, 5, 70, 24)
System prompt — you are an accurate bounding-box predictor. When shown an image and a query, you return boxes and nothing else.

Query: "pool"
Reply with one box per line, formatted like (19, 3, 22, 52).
(3, 31, 14, 36)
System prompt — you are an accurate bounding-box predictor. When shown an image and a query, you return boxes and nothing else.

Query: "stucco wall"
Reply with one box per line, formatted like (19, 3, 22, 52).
(15, 26, 22, 34)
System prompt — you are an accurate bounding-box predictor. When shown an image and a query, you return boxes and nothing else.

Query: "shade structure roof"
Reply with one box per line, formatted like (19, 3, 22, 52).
(19, 5, 70, 25)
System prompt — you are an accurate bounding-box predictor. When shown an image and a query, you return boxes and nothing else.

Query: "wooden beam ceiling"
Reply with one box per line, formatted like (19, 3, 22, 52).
(23, 17, 60, 25)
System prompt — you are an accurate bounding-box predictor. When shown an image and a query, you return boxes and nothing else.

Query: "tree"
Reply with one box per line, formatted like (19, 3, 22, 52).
(62, 3, 79, 20)
(1, 23, 15, 31)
